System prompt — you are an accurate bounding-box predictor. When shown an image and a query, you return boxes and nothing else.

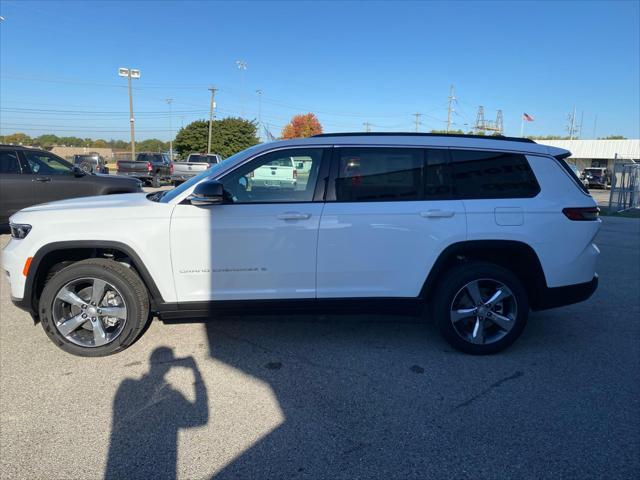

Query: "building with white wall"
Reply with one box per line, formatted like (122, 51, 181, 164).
(540, 139, 639, 171)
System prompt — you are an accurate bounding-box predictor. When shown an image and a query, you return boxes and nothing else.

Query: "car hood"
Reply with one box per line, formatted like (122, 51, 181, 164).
(18, 192, 151, 214)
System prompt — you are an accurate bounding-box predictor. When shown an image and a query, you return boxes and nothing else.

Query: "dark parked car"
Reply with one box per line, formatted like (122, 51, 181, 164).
(0, 145, 142, 227)
(581, 167, 611, 189)
(73, 153, 109, 174)
(116, 152, 172, 187)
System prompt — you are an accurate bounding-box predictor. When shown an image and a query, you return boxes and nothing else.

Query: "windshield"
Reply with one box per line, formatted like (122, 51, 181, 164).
(160, 144, 263, 203)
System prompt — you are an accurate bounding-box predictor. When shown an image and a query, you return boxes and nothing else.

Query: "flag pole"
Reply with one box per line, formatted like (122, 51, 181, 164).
(520, 114, 525, 137)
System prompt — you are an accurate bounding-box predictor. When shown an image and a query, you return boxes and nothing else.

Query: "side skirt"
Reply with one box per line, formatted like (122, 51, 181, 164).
(157, 297, 426, 322)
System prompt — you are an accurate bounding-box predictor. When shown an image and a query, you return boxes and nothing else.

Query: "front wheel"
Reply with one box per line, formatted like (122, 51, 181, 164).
(39, 258, 150, 357)
(431, 262, 529, 355)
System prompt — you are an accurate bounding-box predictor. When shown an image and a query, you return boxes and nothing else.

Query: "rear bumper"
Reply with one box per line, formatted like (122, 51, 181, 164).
(532, 274, 598, 311)
(117, 172, 151, 179)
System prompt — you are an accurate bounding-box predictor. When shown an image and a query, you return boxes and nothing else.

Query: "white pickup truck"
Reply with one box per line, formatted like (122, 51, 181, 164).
(172, 153, 222, 186)
(250, 156, 297, 189)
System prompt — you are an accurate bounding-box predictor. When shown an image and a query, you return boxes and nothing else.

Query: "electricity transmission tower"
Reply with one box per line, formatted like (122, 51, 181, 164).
(446, 85, 456, 132)
(474, 106, 504, 134)
(566, 106, 581, 139)
(413, 113, 422, 132)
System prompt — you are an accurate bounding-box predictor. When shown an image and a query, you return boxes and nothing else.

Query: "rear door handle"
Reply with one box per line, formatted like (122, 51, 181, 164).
(33, 177, 51, 183)
(420, 210, 455, 218)
(277, 212, 311, 220)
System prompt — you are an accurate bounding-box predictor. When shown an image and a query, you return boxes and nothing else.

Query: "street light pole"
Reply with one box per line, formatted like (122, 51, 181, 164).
(118, 67, 140, 160)
(166, 98, 173, 159)
(207, 86, 218, 154)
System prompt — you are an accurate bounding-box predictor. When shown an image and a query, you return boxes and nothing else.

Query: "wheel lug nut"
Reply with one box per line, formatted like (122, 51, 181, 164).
(82, 314, 87, 319)
(91, 317, 97, 322)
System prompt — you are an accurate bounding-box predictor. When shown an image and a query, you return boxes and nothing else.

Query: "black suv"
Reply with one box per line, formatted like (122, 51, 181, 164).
(0, 145, 142, 227)
(73, 153, 109, 174)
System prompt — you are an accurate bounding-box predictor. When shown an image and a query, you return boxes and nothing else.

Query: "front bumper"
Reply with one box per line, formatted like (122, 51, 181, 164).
(531, 274, 598, 311)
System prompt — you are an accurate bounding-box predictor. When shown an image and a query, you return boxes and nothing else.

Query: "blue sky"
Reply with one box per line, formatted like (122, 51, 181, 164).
(1, 0, 639, 140)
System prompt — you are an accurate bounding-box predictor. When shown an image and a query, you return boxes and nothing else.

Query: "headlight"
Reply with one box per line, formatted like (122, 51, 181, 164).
(10, 224, 32, 239)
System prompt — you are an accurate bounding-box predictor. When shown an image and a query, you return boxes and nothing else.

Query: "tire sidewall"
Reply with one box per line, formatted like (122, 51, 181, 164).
(433, 262, 529, 355)
(39, 262, 145, 357)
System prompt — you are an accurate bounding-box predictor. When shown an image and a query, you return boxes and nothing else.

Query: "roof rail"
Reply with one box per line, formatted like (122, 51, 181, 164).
(311, 132, 537, 144)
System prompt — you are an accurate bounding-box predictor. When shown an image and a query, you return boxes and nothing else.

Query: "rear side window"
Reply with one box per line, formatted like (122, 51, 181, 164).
(449, 150, 540, 199)
(335, 147, 423, 202)
(0, 151, 21, 174)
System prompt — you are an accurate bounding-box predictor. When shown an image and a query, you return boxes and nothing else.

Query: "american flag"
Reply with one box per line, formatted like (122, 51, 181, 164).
(523, 113, 534, 122)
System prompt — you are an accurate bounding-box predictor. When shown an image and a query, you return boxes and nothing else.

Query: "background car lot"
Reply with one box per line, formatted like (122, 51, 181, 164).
(0, 215, 638, 479)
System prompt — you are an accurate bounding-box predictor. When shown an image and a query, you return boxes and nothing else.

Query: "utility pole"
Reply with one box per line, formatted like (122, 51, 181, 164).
(592, 113, 598, 139)
(446, 84, 456, 132)
(118, 67, 140, 160)
(166, 98, 173, 159)
(207, 87, 217, 154)
(256, 89, 263, 139)
(413, 113, 422, 132)
(578, 110, 584, 139)
(363, 122, 371, 132)
(236, 60, 247, 117)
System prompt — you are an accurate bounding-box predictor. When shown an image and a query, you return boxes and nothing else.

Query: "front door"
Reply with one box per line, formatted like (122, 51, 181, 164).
(21, 150, 95, 204)
(170, 147, 329, 302)
(317, 146, 467, 298)
(0, 150, 35, 224)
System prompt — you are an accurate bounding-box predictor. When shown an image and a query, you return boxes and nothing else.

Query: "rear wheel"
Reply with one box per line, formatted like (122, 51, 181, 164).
(431, 262, 528, 354)
(79, 161, 93, 173)
(39, 258, 150, 357)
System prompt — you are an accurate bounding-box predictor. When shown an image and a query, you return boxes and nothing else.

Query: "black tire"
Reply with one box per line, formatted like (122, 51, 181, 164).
(39, 258, 150, 357)
(79, 161, 93, 173)
(151, 173, 160, 188)
(431, 262, 529, 355)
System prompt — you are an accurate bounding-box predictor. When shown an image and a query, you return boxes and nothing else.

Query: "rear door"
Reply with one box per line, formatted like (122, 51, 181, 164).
(20, 150, 96, 204)
(316, 146, 466, 298)
(0, 150, 35, 224)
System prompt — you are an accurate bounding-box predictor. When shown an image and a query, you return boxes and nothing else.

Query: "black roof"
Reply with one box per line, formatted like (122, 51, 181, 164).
(311, 132, 536, 144)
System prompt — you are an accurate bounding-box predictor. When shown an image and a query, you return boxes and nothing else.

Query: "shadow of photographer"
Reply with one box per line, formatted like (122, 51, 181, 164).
(105, 346, 208, 480)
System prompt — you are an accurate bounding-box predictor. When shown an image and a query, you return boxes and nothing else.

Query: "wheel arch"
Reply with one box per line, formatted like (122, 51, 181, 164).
(25, 241, 164, 317)
(420, 240, 548, 310)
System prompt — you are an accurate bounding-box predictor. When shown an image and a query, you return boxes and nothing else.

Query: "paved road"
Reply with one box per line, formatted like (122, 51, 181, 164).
(1, 218, 638, 479)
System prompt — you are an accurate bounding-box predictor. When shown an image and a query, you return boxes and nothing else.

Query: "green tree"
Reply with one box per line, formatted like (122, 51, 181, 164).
(91, 139, 108, 148)
(600, 135, 627, 140)
(34, 134, 60, 148)
(137, 138, 168, 152)
(1, 132, 33, 145)
(174, 117, 259, 158)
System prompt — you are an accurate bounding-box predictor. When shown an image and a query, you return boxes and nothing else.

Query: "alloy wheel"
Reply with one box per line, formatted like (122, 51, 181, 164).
(449, 278, 518, 345)
(52, 277, 128, 348)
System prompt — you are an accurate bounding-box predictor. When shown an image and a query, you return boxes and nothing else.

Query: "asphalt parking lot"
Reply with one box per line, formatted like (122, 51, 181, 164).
(1, 216, 638, 480)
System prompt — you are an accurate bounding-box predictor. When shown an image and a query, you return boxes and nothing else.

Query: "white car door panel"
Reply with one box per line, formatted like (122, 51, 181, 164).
(316, 146, 467, 298)
(170, 203, 323, 301)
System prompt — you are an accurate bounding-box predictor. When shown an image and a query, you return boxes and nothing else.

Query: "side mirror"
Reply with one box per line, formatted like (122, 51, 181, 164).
(72, 165, 86, 177)
(189, 180, 224, 206)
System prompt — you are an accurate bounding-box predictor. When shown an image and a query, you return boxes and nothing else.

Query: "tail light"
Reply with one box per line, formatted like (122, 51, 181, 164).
(116, 161, 121, 172)
(147, 162, 152, 172)
(293, 169, 298, 179)
(169, 162, 174, 174)
(562, 207, 600, 221)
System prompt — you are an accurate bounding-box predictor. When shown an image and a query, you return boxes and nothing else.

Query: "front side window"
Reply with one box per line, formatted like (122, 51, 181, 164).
(335, 147, 423, 202)
(221, 148, 324, 203)
(23, 151, 73, 175)
(0, 151, 21, 174)
(449, 150, 540, 199)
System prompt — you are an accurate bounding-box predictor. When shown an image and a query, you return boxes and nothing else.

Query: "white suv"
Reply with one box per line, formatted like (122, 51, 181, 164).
(2, 134, 600, 357)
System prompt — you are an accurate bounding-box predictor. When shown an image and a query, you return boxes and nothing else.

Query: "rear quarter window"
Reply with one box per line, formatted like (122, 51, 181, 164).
(449, 150, 540, 199)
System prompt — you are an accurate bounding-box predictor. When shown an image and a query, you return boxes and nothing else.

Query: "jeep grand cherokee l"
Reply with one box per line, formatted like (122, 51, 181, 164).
(2, 134, 600, 357)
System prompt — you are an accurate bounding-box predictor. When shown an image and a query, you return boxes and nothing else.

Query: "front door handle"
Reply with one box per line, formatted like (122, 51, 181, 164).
(33, 177, 51, 183)
(420, 210, 455, 218)
(277, 212, 311, 220)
